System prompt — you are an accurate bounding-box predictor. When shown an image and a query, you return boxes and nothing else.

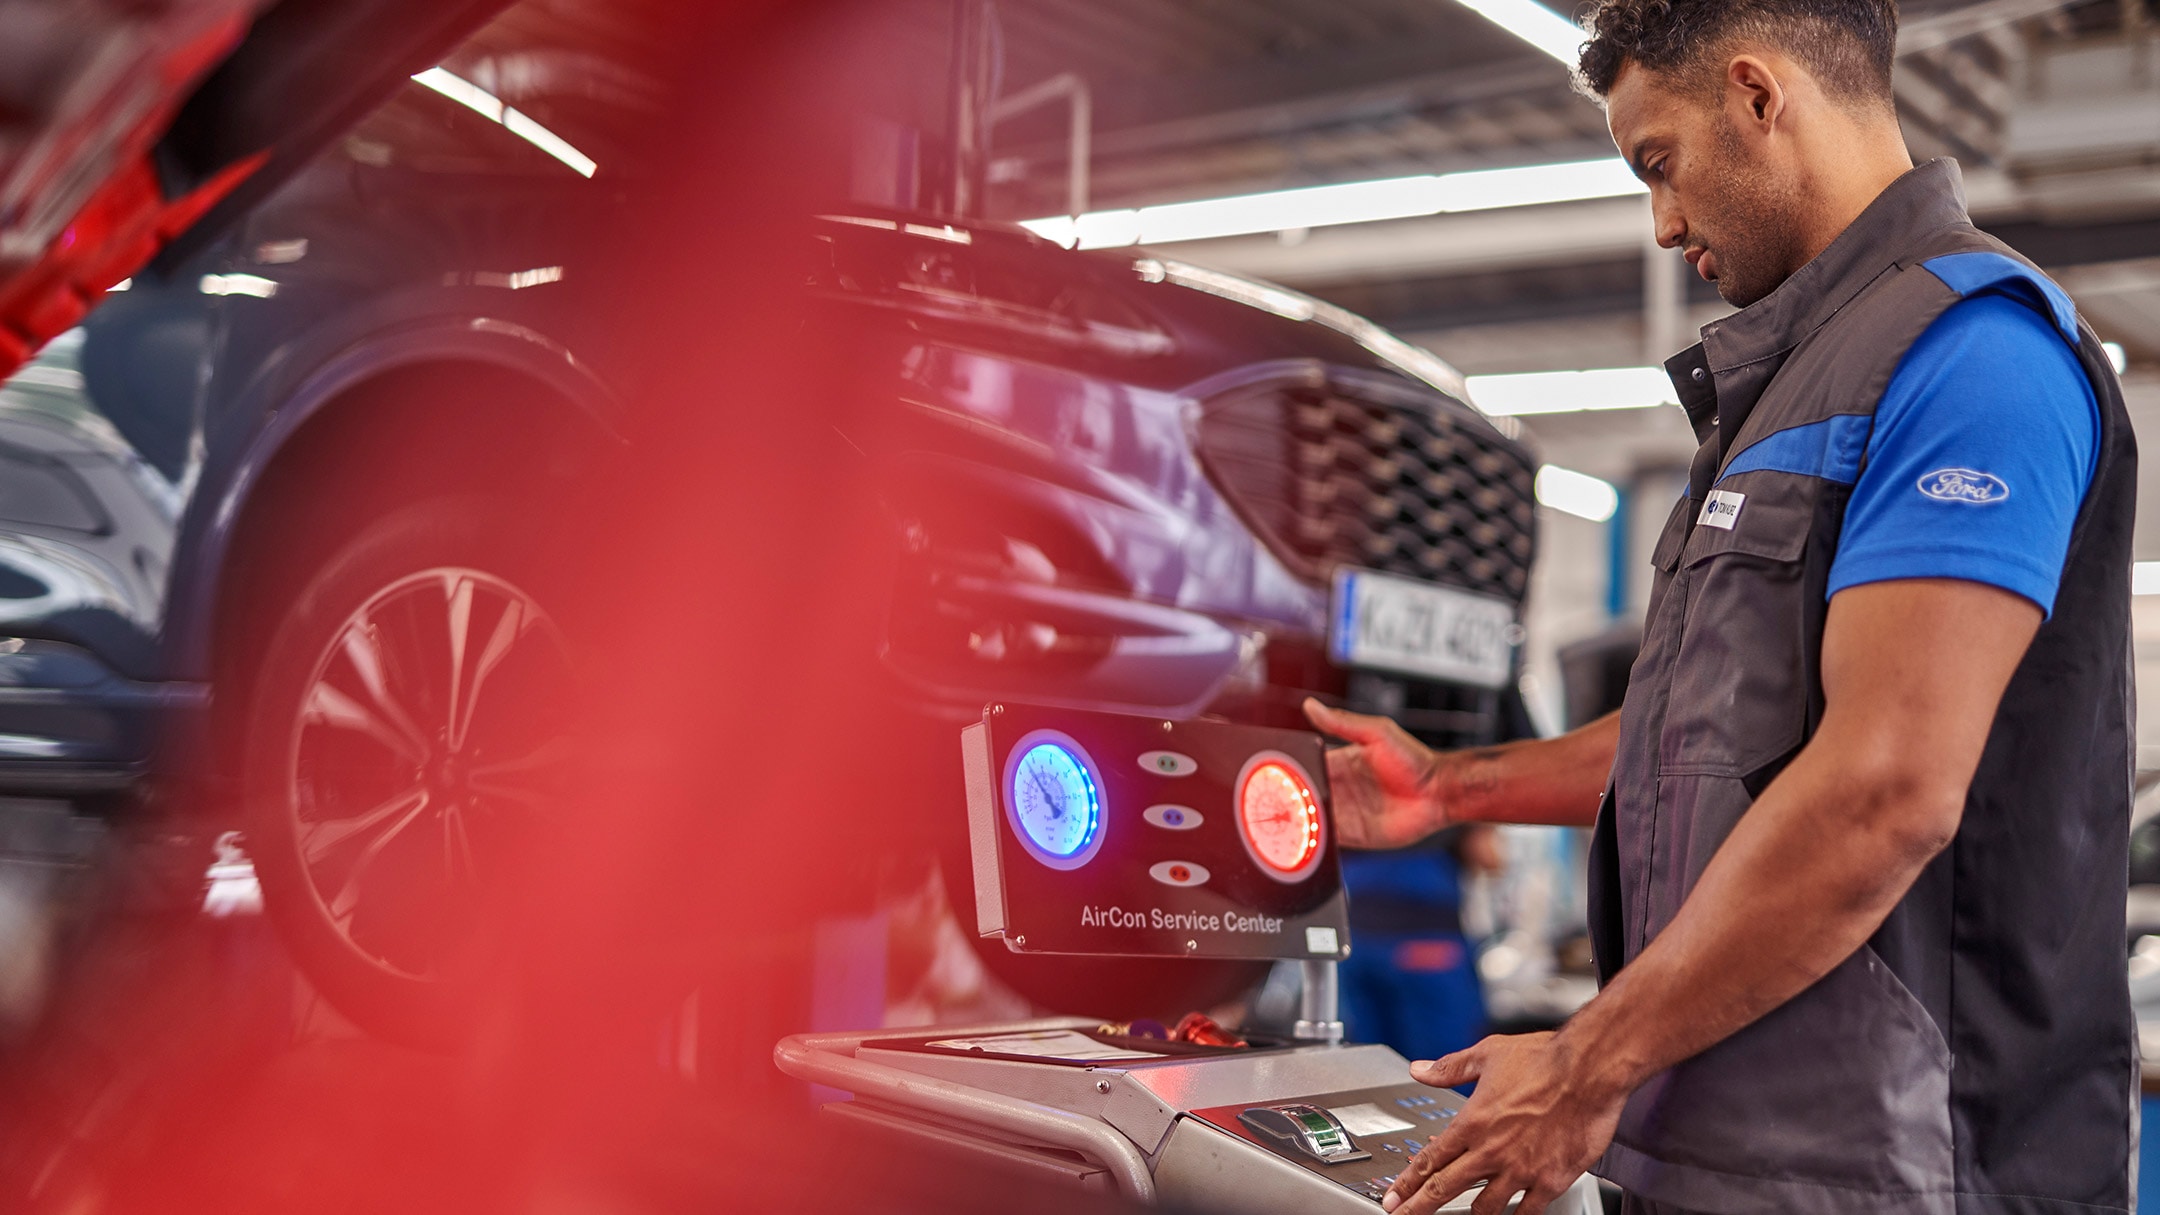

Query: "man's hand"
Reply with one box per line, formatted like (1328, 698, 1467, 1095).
(1384, 1033, 1624, 1215)
(1302, 700, 1618, 835)
(1302, 699, 1447, 848)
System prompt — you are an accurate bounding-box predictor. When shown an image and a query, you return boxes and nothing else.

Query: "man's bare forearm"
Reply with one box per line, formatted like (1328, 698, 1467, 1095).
(1540, 580, 2035, 1106)
(1439, 711, 1618, 829)
(1542, 732, 1951, 1101)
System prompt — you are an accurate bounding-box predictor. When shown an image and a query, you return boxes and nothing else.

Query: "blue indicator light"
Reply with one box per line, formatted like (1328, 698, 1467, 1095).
(1004, 733, 1107, 870)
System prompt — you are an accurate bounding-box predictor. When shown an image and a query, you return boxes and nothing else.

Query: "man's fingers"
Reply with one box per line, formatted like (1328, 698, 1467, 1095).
(1399, 1151, 1489, 1215)
(1511, 1181, 1569, 1215)
(1384, 1138, 1438, 1206)
(1412, 1043, 1484, 1088)
(1386, 1129, 1468, 1213)
(1303, 698, 1392, 745)
(1468, 1177, 1519, 1215)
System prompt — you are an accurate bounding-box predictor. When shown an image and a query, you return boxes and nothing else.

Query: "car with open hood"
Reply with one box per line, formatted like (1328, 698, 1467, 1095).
(0, 0, 1539, 1043)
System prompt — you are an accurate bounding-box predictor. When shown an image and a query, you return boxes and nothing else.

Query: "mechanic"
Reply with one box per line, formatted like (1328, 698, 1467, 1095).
(1304, 2, 2137, 1212)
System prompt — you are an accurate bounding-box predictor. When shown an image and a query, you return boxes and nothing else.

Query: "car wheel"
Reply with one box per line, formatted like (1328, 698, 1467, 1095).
(242, 497, 575, 1048)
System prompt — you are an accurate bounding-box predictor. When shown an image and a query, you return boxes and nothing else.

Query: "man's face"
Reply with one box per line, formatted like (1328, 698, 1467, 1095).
(1606, 60, 1806, 308)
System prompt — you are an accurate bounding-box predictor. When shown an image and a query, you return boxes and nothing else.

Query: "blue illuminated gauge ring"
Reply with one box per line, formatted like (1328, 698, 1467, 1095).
(1002, 729, 1108, 871)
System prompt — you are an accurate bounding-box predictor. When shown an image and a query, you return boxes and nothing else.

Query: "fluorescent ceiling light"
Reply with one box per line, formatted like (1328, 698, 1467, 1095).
(198, 273, 278, 299)
(412, 66, 596, 178)
(2135, 562, 2160, 596)
(1466, 366, 1675, 416)
(820, 215, 975, 244)
(1451, 0, 1584, 66)
(412, 66, 502, 121)
(503, 109, 596, 178)
(1022, 158, 1643, 250)
(1535, 465, 1619, 522)
(1140, 258, 1471, 400)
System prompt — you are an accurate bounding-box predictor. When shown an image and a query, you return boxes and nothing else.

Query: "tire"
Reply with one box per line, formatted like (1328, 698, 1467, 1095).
(241, 496, 575, 1048)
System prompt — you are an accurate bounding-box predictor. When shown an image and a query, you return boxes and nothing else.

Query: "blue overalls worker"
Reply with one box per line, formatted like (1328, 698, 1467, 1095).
(1337, 828, 1502, 1063)
(1305, 3, 2136, 1213)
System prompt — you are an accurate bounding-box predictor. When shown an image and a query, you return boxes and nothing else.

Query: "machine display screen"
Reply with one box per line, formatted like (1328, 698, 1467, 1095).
(962, 704, 1350, 962)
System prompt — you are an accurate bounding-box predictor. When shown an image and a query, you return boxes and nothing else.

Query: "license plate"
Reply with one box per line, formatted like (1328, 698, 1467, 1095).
(1329, 568, 1517, 689)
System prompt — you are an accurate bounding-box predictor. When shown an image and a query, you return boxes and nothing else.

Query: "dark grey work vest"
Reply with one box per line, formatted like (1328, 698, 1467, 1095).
(1588, 160, 2138, 1215)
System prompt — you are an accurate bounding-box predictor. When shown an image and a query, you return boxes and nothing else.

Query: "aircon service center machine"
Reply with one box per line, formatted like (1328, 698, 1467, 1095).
(775, 705, 1600, 1213)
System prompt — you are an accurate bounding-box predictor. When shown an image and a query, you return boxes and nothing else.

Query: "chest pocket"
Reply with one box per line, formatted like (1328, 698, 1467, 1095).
(1644, 494, 1694, 612)
(1658, 476, 1815, 778)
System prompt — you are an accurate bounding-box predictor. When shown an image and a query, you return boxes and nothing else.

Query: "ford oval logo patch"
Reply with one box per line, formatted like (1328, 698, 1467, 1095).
(1916, 468, 2010, 505)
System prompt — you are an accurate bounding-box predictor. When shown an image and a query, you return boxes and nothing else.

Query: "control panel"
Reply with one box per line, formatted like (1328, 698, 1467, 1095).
(962, 704, 1350, 961)
(1194, 1080, 1468, 1205)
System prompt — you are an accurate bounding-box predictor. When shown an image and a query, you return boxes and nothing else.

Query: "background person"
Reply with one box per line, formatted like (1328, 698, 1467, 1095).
(1337, 827, 1504, 1062)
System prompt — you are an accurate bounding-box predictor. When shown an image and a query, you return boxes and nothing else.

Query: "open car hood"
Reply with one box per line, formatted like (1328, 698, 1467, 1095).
(0, 0, 508, 374)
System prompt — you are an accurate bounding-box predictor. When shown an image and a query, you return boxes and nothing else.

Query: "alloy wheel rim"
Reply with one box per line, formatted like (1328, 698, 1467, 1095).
(285, 566, 572, 981)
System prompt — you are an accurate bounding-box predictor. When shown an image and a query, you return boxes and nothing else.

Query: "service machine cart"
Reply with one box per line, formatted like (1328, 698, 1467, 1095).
(775, 705, 1600, 1213)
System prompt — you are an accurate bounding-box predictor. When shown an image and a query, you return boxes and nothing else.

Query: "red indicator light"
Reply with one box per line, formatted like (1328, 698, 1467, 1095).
(1237, 756, 1322, 880)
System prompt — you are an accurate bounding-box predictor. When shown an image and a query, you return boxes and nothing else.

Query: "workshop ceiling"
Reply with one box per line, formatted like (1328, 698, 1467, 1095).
(987, 0, 2142, 220)
(973, 0, 2160, 362)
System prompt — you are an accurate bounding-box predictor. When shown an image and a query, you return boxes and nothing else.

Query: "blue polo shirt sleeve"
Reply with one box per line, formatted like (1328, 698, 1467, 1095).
(1826, 291, 2099, 618)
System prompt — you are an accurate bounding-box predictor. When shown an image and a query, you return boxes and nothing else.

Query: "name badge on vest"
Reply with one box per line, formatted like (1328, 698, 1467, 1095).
(1698, 490, 1745, 530)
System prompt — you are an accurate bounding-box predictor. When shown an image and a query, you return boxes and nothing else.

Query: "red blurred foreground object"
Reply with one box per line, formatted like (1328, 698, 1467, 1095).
(1174, 1012, 1248, 1048)
(0, 150, 263, 370)
(0, 5, 258, 372)
(0, 0, 512, 375)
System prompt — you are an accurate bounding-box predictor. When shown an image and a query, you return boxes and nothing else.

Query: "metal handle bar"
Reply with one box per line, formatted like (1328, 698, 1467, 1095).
(773, 1024, 1158, 1203)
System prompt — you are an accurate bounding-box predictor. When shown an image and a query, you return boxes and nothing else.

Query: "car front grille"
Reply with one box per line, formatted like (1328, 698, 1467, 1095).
(1196, 367, 1537, 603)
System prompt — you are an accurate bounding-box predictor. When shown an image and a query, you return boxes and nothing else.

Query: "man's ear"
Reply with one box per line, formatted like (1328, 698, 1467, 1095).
(1726, 54, 1788, 130)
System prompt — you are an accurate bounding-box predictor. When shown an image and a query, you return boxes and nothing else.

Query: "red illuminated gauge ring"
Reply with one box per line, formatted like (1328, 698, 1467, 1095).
(1001, 728, 1109, 872)
(1234, 750, 1326, 884)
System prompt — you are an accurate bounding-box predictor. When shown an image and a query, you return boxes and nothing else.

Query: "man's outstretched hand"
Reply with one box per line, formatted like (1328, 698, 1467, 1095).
(1302, 698, 1448, 849)
(1384, 1033, 1624, 1215)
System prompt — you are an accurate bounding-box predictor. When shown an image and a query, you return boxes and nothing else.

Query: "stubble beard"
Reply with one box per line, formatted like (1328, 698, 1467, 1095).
(1702, 121, 1806, 309)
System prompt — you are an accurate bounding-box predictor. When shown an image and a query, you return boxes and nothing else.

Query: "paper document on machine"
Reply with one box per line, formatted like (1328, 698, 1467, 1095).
(924, 1030, 1161, 1061)
(1327, 1103, 1419, 1136)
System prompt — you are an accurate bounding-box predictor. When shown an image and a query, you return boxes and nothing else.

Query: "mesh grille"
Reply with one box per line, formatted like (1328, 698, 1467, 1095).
(1198, 371, 1538, 603)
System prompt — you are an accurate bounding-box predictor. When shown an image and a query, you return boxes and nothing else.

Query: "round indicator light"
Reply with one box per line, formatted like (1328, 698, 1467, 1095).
(1003, 731, 1106, 871)
(1236, 752, 1324, 882)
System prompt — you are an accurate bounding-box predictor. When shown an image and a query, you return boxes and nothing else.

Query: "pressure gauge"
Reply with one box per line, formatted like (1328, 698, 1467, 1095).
(1236, 751, 1324, 882)
(1003, 730, 1107, 870)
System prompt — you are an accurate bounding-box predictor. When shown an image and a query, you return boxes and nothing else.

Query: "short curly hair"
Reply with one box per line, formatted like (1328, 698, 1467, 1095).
(1573, 0, 1899, 108)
